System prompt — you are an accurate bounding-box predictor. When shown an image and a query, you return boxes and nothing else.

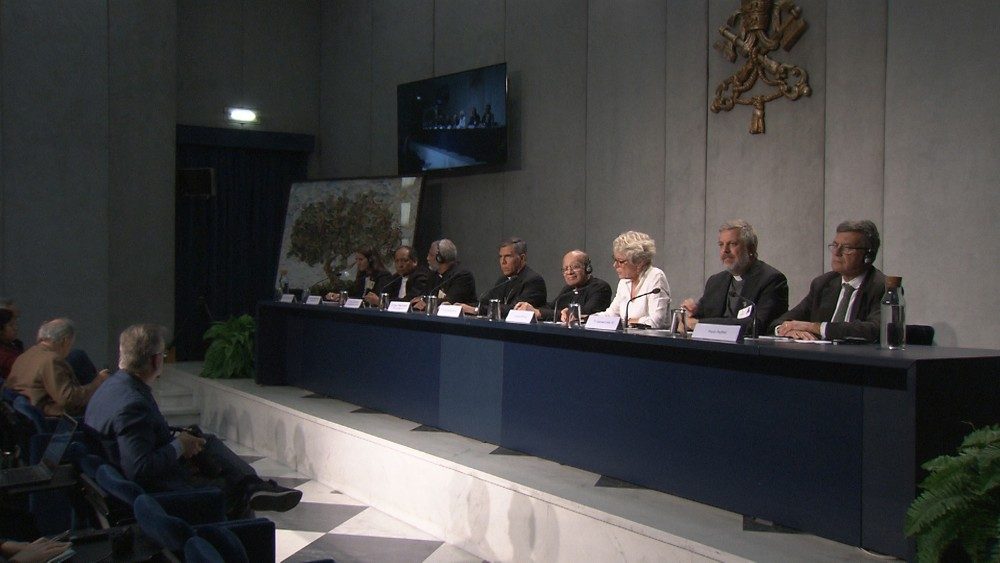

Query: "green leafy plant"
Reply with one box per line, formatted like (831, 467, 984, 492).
(906, 424, 1000, 562)
(201, 314, 255, 379)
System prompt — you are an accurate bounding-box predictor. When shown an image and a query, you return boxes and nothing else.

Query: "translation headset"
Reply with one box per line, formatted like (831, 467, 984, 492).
(435, 252, 445, 264)
(583, 256, 593, 274)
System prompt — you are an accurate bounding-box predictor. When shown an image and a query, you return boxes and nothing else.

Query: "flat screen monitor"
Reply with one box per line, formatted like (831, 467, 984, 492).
(397, 62, 508, 175)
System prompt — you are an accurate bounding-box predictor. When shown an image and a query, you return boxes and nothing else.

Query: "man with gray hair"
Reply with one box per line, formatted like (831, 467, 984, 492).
(412, 238, 478, 310)
(769, 219, 886, 342)
(86, 324, 302, 518)
(3, 318, 109, 415)
(682, 219, 788, 336)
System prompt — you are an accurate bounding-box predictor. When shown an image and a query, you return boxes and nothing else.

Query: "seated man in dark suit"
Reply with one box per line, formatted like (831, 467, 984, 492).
(412, 239, 478, 310)
(85, 324, 302, 518)
(681, 219, 788, 336)
(769, 220, 886, 342)
(382, 245, 430, 302)
(462, 237, 546, 317)
(515, 250, 612, 322)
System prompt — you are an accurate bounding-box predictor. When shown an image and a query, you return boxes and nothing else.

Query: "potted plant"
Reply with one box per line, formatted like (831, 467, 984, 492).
(906, 424, 1000, 562)
(201, 314, 255, 379)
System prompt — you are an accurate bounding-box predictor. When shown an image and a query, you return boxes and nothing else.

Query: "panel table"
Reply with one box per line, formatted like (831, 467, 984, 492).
(256, 302, 999, 558)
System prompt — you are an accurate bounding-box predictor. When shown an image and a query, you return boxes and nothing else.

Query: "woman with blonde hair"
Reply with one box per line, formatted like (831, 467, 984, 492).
(596, 231, 671, 328)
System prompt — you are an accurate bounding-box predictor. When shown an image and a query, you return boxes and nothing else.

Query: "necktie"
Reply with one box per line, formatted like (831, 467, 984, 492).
(398, 277, 408, 299)
(831, 283, 856, 322)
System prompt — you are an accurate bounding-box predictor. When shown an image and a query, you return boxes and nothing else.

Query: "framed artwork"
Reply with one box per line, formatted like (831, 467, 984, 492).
(275, 176, 423, 295)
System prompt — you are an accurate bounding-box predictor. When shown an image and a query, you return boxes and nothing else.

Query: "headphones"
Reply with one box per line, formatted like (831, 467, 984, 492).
(864, 248, 875, 264)
(583, 256, 593, 274)
(435, 251, 445, 264)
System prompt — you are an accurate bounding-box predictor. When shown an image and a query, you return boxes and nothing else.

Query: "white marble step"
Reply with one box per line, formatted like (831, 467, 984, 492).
(152, 370, 201, 427)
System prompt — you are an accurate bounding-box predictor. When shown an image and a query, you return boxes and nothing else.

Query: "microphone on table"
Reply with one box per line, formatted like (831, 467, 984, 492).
(551, 288, 580, 323)
(728, 291, 758, 338)
(624, 287, 661, 330)
(477, 276, 519, 314)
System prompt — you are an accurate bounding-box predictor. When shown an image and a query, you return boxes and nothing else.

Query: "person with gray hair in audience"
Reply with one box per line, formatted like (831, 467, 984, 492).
(86, 324, 302, 519)
(593, 230, 671, 328)
(3, 318, 109, 416)
(681, 219, 788, 335)
(769, 219, 886, 342)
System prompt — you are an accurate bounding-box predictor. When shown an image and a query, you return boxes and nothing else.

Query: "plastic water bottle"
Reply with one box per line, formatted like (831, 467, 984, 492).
(880, 276, 905, 349)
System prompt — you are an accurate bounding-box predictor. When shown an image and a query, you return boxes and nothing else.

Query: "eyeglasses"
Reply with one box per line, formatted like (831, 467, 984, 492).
(561, 265, 584, 273)
(827, 243, 868, 255)
(612, 258, 629, 267)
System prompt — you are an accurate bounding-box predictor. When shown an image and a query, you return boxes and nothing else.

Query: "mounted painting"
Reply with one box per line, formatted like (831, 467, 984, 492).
(275, 176, 423, 295)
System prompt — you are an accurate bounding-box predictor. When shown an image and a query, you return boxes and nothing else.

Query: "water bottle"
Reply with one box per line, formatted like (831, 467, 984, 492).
(880, 276, 905, 349)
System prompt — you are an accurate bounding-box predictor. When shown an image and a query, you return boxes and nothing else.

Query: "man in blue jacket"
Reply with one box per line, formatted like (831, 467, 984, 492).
(85, 324, 301, 518)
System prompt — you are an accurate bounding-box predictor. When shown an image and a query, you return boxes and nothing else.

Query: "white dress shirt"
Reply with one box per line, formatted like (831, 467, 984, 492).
(597, 266, 672, 328)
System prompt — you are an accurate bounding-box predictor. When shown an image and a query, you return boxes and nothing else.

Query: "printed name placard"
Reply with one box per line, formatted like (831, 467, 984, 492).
(585, 315, 621, 331)
(279, 294, 295, 303)
(304, 295, 322, 305)
(505, 310, 536, 324)
(343, 298, 363, 309)
(436, 304, 464, 318)
(691, 323, 741, 342)
(387, 301, 411, 313)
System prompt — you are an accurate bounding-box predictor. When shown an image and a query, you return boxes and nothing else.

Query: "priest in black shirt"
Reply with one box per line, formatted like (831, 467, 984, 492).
(461, 237, 546, 317)
(515, 250, 612, 322)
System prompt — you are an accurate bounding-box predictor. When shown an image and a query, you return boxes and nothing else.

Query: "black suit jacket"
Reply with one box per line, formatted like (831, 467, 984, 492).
(539, 276, 613, 321)
(382, 267, 431, 301)
(483, 265, 547, 315)
(694, 259, 789, 335)
(350, 270, 392, 298)
(430, 263, 478, 305)
(769, 267, 886, 342)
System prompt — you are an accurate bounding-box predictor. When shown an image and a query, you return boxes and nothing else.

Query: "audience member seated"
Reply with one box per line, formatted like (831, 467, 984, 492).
(4, 318, 109, 416)
(85, 324, 302, 519)
(461, 237, 546, 317)
(594, 231, 671, 329)
(681, 219, 788, 335)
(382, 246, 430, 302)
(0, 537, 71, 562)
(412, 239, 477, 310)
(769, 220, 886, 342)
(0, 310, 22, 381)
(515, 250, 612, 322)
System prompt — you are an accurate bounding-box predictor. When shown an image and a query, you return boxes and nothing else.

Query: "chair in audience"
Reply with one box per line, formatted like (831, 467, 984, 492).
(95, 463, 227, 525)
(133, 494, 275, 563)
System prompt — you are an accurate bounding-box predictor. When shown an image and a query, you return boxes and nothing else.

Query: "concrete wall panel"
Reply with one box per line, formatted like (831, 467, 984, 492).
(884, 0, 1000, 348)
(705, 0, 827, 307)
(585, 0, 667, 287)
(108, 0, 177, 360)
(1, 0, 110, 362)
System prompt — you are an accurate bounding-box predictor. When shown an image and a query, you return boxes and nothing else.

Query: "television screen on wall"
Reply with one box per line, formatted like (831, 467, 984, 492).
(397, 62, 508, 175)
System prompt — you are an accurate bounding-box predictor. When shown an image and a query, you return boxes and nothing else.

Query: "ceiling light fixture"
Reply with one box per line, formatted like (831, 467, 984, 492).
(228, 108, 257, 123)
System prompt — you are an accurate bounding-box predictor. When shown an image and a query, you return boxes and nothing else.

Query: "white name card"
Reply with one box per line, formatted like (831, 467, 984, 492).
(279, 294, 295, 303)
(437, 304, 464, 318)
(304, 295, 322, 305)
(387, 301, 411, 313)
(505, 310, 536, 324)
(343, 298, 363, 309)
(692, 322, 742, 342)
(585, 315, 621, 331)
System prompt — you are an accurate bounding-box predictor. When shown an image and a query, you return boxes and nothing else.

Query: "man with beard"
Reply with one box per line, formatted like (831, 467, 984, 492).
(681, 219, 788, 336)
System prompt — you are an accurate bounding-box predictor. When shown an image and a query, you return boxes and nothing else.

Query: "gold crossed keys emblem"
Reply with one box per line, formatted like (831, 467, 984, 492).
(711, 0, 811, 134)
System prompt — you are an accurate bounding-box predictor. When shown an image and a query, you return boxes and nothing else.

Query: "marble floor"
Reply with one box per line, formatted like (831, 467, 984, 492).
(167, 364, 901, 562)
(229, 441, 483, 562)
